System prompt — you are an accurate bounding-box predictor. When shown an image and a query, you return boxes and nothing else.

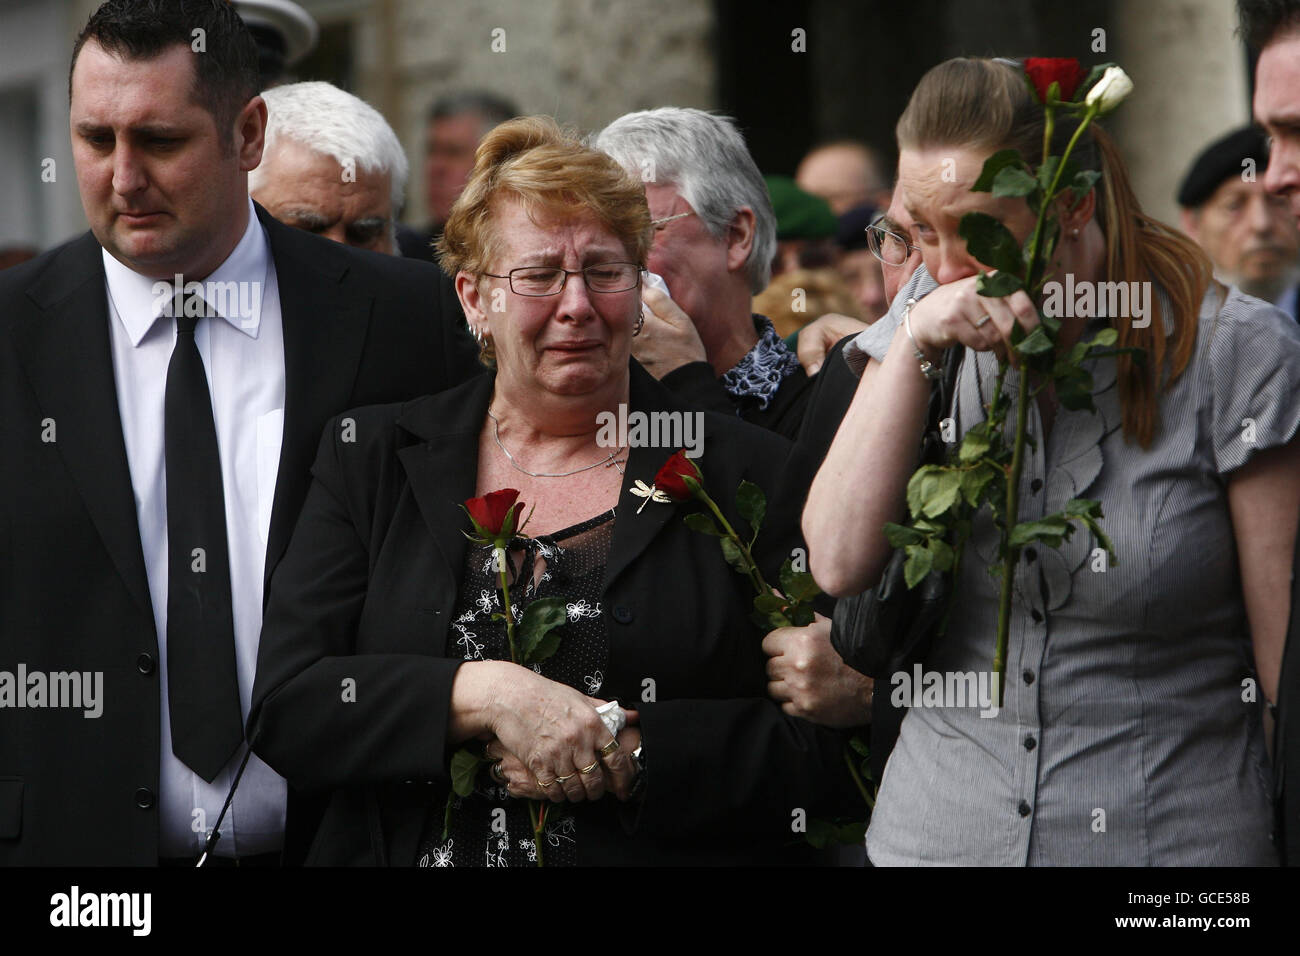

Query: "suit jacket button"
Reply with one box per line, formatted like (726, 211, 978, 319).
(136, 652, 155, 675)
(134, 787, 155, 810)
(611, 605, 634, 625)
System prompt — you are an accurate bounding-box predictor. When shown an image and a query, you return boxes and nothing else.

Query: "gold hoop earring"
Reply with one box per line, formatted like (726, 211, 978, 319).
(633, 311, 645, 337)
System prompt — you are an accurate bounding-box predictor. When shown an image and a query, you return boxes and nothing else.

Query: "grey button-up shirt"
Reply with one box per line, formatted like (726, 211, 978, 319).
(846, 267, 1298, 865)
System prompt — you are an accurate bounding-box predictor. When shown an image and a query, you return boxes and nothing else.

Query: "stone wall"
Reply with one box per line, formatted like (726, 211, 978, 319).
(309, 0, 715, 225)
(1114, 0, 1249, 227)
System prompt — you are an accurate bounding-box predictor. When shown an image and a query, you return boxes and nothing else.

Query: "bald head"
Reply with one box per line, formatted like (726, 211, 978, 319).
(796, 141, 887, 214)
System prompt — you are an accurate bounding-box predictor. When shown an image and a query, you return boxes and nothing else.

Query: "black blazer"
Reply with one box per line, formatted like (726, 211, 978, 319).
(0, 203, 480, 865)
(247, 362, 857, 865)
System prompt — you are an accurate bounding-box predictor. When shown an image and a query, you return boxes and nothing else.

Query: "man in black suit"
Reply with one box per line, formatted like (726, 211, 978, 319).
(0, 0, 478, 866)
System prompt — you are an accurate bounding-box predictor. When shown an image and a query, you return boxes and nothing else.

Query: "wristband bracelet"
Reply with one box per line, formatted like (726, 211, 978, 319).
(903, 297, 944, 381)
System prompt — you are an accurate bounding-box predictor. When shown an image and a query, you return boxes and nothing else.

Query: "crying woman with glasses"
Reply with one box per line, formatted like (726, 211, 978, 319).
(247, 116, 859, 866)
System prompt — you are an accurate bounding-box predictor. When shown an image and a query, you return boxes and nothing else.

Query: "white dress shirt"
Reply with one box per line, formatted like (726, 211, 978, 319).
(103, 198, 288, 857)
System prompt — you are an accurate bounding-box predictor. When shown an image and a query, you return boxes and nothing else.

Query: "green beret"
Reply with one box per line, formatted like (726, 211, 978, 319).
(765, 175, 838, 240)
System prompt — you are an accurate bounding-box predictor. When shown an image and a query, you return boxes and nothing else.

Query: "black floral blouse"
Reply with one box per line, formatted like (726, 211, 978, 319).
(416, 509, 615, 867)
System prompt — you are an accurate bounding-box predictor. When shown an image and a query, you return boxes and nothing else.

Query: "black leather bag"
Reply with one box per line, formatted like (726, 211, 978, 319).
(830, 347, 962, 783)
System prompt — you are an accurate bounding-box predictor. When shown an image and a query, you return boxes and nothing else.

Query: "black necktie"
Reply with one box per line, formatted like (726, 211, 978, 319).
(165, 293, 244, 782)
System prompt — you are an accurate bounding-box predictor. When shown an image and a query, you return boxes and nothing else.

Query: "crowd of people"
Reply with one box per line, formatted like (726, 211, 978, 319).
(4, 0, 1300, 868)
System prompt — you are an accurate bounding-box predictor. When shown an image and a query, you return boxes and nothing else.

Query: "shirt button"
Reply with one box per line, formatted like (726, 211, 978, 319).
(136, 652, 155, 675)
(134, 787, 155, 810)
(1031, 609, 1044, 623)
(1030, 478, 1043, 493)
(1018, 800, 1032, 817)
(1024, 735, 1037, 751)
(612, 605, 634, 625)
(1023, 669, 1035, 685)
(1024, 548, 1037, 563)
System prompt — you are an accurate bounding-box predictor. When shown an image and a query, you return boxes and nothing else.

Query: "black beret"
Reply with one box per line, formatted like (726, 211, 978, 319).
(1177, 126, 1271, 209)
(836, 203, 878, 251)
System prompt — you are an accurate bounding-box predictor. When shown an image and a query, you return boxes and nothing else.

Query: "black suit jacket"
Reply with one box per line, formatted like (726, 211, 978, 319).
(247, 361, 856, 865)
(0, 203, 480, 865)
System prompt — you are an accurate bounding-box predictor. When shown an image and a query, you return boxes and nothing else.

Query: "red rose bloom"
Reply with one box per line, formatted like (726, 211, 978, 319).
(1024, 57, 1086, 104)
(465, 488, 521, 538)
(654, 450, 702, 501)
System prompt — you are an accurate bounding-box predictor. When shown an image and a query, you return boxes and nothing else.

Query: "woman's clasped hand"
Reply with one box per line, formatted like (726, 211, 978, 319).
(470, 664, 642, 802)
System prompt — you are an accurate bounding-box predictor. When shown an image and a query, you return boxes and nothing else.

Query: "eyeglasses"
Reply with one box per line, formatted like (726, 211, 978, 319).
(651, 211, 695, 230)
(865, 216, 918, 266)
(483, 262, 642, 296)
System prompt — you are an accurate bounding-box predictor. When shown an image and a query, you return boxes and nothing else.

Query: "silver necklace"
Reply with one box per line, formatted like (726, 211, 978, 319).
(487, 408, 626, 478)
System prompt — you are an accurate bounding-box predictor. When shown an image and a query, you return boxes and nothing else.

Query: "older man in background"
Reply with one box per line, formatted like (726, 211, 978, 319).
(796, 140, 891, 215)
(398, 90, 519, 259)
(595, 108, 826, 439)
(1178, 125, 1300, 318)
(249, 81, 407, 255)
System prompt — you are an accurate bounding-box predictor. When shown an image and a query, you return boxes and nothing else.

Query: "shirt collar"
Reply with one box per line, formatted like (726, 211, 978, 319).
(103, 197, 270, 347)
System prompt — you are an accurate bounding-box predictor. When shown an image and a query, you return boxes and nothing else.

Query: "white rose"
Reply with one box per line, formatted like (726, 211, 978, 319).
(1084, 66, 1133, 114)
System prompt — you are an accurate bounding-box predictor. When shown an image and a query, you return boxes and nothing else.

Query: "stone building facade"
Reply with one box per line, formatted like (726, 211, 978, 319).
(0, 0, 1259, 246)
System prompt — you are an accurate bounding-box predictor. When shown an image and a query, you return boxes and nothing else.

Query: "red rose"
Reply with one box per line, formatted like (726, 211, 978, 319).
(465, 488, 522, 538)
(1024, 57, 1086, 104)
(653, 450, 702, 501)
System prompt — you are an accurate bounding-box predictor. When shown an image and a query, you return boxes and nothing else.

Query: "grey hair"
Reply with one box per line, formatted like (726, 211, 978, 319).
(251, 81, 409, 238)
(593, 107, 775, 293)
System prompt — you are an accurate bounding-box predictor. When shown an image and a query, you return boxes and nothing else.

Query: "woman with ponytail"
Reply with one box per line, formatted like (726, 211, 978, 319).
(805, 57, 1300, 865)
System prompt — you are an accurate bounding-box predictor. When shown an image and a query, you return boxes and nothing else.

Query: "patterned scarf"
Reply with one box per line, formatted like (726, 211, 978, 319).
(720, 315, 802, 412)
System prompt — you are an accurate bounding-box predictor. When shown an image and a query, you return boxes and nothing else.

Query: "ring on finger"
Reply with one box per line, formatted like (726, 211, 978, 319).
(599, 738, 619, 757)
(536, 776, 556, 789)
(975, 314, 992, 328)
(554, 772, 575, 784)
(491, 761, 506, 783)
(579, 759, 600, 775)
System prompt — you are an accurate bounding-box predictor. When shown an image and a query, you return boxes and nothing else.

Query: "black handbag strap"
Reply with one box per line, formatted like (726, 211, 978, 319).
(919, 346, 964, 464)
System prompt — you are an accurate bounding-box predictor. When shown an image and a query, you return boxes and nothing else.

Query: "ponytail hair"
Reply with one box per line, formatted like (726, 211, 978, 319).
(897, 58, 1214, 447)
(1090, 126, 1208, 446)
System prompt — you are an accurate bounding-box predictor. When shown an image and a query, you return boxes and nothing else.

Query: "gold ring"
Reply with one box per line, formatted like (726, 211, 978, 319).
(579, 759, 600, 775)
(599, 738, 619, 757)
(554, 772, 575, 784)
(536, 776, 556, 789)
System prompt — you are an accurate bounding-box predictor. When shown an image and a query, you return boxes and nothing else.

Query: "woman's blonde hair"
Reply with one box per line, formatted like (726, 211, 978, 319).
(437, 116, 652, 364)
(896, 58, 1213, 447)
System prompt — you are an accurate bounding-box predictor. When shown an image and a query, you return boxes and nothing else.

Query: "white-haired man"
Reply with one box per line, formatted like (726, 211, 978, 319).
(595, 107, 830, 439)
(250, 80, 406, 254)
